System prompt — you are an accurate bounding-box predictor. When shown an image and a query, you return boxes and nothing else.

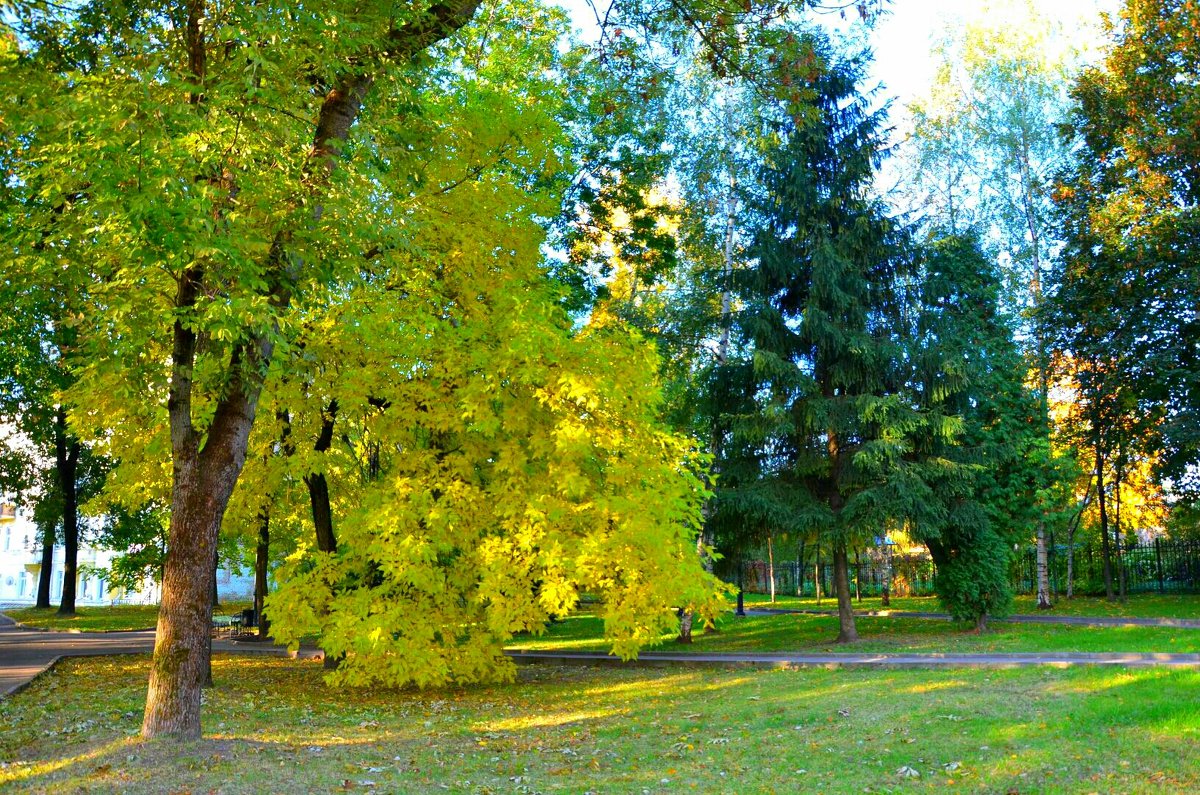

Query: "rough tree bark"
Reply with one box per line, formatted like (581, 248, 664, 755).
(832, 541, 858, 643)
(140, 0, 482, 740)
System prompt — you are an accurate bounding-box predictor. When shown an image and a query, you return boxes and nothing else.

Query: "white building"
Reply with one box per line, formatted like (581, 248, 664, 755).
(0, 501, 253, 607)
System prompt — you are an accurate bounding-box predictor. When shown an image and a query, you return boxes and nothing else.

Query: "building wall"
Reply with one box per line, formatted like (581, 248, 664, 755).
(0, 502, 254, 607)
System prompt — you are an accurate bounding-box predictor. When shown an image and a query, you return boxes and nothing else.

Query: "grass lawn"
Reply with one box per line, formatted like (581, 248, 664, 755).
(1, 654, 1196, 793)
(508, 611, 1200, 655)
(739, 591, 1200, 619)
(3, 602, 252, 633)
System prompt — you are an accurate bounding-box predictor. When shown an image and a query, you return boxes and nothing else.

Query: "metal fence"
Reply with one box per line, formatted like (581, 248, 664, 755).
(735, 538, 1200, 598)
(1012, 538, 1200, 595)
(736, 555, 937, 598)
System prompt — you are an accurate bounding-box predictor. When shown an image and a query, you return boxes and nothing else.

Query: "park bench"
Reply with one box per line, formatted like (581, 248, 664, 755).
(210, 613, 244, 638)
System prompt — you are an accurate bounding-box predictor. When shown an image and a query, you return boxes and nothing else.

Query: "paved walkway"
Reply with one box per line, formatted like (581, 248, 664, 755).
(0, 614, 310, 698)
(6, 608, 1200, 699)
(744, 607, 1200, 628)
(507, 649, 1200, 669)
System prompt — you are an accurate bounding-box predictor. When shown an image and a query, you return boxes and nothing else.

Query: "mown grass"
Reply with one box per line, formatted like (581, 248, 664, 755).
(3, 602, 252, 633)
(508, 610, 1200, 655)
(739, 591, 1200, 619)
(5, 592, 1193, 634)
(1, 654, 1196, 793)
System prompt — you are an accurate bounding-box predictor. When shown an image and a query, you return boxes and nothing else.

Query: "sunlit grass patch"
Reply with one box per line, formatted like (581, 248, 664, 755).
(507, 609, 1200, 656)
(2, 656, 1199, 793)
(3, 602, 253, 633)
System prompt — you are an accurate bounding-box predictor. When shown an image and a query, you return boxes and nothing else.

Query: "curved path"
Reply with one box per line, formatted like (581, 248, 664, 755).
(7, 610, 1200, 700)
(507, 649, 1200, 669)
(744, 607, 1200, 629)
(0, 613, 314, 698)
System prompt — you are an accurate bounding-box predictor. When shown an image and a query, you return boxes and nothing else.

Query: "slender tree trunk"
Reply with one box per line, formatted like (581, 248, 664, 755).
(1035, 518, 1051, 609)
(55, 408, 80, 617)
(1114, 453, 1127, 601)
(677, 609, 694, 643)
(1096, 434, 1114, 600)
(814, 545, 822, 604)
(255, 507, 270, 638)
(832, 541, 858, 643)
(681, 155, 737, 644)
(767, 535, 775, 604)
(304, 402, 342, 669)
(36, 522, 54, 609)
(796, 538, 806, 597)
(854, 548, 861, 603)
(201, 544, 219, 688)
(306, 400, 339, 555)
(1066, 531, 1075, 599)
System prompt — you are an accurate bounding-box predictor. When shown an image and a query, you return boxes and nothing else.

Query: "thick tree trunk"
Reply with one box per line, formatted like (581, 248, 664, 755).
(832, 541, 858, 643)
(255, 508, 270, 638)
(54, 408, 80, 617)
(141, 0, 482, 740)
(36, 522, 54, 609)
(143, 447, 248, 738)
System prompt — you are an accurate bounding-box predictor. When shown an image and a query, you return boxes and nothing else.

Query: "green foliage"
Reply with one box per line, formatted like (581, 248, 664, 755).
(710, 31, 921, 559)
(2, 0, 729, 693)
(1050, 0, 1199, 495)
(933, 530, 1014, 626)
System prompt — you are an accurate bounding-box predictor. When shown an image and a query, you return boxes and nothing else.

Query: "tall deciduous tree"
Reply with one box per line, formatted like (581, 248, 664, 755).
(1049, 0, 1198, 560)
(906, 1, 1075, 608)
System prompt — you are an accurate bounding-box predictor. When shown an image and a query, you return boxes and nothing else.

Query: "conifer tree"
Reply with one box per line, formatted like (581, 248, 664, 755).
(908, 234, 1042, 629)
(722, 33, 916, 643)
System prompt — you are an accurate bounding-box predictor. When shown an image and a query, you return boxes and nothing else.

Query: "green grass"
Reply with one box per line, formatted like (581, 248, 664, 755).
(739, 591, 1200, 619)
(3, 602, 252, 633)
(509, 610, 1200, 655)
(1, 654, 1196, 793)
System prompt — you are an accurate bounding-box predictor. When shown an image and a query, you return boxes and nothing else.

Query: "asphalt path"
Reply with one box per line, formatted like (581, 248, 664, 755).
(507, 649, 1200, 669)
(743, 607, 1200, 628)
(6, 607, 1200, 700)
(0, 613, 307, 698)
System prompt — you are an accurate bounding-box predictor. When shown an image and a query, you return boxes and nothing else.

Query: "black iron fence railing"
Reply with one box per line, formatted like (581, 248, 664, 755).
(731, 539, 1200, 598)
(1012, 539, 1200, 596)
(734, 556, 937, 599)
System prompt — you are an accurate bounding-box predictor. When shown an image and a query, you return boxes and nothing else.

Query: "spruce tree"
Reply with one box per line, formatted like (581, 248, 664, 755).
(908, 234, 1042, 629)
(723, 33, 916, 643)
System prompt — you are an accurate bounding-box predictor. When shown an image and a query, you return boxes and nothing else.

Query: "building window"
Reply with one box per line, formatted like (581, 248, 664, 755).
(18, 572, 27, 597)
